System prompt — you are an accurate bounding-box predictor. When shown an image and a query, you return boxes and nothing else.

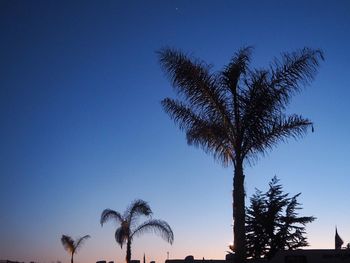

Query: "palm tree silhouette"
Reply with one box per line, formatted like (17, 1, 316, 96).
(158, 47, 323, 262)
(61, 234, 90, 263)
(100, 199, 174, 263)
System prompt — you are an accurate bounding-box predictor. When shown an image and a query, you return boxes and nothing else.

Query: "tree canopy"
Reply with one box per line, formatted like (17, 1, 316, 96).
(246, 176, 315, 259)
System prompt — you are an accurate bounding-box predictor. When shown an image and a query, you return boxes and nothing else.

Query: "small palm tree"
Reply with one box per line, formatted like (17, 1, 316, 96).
(100, 199, 174, 263)
(61, 234, 90, 263)
(158, 47, 323, 262)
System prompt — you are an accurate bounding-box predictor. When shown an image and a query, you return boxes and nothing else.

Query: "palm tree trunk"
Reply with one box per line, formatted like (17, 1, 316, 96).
(71, 253, 74, 263)
(233, 161, 246, 263)
(126, 240, 132, 263)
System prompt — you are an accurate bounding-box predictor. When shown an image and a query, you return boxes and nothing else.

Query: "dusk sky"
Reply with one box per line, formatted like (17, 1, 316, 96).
(1, 1, 350, 263)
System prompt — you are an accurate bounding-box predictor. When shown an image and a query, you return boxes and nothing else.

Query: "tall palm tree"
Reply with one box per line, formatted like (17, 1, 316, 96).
(100, 199, 174, 263)
(61, 234, 90, 263)
(158, 47, 323, 263)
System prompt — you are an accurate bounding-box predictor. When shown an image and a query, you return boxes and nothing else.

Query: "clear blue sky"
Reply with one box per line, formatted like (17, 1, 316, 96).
(1, 1, 350, 262)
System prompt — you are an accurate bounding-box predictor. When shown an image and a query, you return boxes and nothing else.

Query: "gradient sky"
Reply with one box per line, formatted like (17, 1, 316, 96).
(1, 1, 350, 263)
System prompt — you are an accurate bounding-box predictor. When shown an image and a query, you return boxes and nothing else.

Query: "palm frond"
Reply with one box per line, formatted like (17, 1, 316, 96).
(100, 209, 123, 226)
(270, 48, 324, 106)
(131, 219, 174, 244)
(245, 114, 312, 158)
(221, 46, 253, 95)
(187, 121, 235, 166)
(240, 70, 279, 152)
(158, 48, 212, 101)
(125, 199, 152, 224)
(162, 98, 235, 166)
(162, 98, 207, 131)
(158, 48, 232, 125)
(61, 235, 75, 253)
(115, 226, 129, 248)
(74, 235, 90, 253)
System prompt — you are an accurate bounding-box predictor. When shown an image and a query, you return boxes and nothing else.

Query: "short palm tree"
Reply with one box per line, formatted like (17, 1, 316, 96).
(158, 47, 323, 262)
(61, 234, 90, 263)
(100, 199, 174, 263)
